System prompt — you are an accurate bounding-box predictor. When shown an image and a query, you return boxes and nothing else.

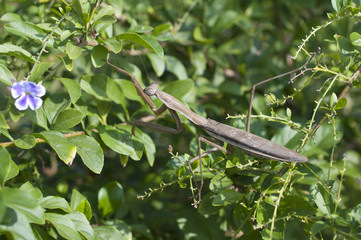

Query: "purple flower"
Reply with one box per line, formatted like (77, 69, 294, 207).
(11, 81, 46, 111)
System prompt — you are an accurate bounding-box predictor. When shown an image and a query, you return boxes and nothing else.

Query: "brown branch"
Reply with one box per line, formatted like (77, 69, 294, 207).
(0, 131, 86, 148)
(0, 114, 159, 148)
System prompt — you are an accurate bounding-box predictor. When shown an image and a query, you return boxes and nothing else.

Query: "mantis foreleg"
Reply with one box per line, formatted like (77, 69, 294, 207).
(188, 136, 232, 207)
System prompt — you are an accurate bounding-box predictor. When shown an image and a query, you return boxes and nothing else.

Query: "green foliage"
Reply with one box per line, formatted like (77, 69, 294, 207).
(0, 0, 361, 239)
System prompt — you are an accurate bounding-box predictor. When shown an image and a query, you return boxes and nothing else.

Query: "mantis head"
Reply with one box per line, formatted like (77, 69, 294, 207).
(144, 82, 159, 96)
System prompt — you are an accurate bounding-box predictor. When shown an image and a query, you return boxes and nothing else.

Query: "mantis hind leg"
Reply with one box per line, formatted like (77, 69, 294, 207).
(188, 136, 231, 208)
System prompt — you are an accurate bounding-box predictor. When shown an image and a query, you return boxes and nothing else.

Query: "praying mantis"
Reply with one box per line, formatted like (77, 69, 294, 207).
(106, 58, 310, 206)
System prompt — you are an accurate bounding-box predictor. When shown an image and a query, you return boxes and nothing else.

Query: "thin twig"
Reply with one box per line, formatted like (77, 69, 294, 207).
(25, 12, 68, 81)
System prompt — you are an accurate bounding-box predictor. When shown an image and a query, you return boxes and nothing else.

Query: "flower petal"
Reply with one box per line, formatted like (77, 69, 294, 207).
(28, 96, 43, 110)
(25, 81, 46, 97)
(23, 81, 40, 95)
(35, 83, 46, 97)
(14, 95, 30, 111)
(11, 81, 25, 99)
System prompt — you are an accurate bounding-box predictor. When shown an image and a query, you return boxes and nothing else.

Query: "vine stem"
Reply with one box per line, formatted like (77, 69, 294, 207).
(25, 12, 69, 81)
(332, 155, 347, 239)
(299, 63, 361, 149)
(292, 22, 331, 60)
(269, 164, 295, 239)
(298, 74, 338, 150)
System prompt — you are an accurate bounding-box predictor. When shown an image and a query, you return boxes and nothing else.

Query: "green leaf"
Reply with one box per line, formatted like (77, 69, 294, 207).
(0, 43, 35, 63)
(60, 29, 73, 42)
(350, 32, 361, 46)
(94, 226, 127, 240)
(66, 41, 82, 60)
(117, 32, 164, 58)
(93, 5, 115, 22)
(80, 74, 125, 105)
(162, 79, 194, 99)
(98, 181, 125, 218)
(5, 160, 19, 183)
(26, 107, 48, 130)
(129, 25, 153, 33)
(91, 45, 108, 68)
(98, 125, 144, 161)
(175, 210, 223, 240)
(279, 195, 316, 217)
(164, 55, 188, 79)
(57, 77, 82, 103)
(209, 173, 233, 193)
(102, 37, 122, 53)
(44, 94, 71, 125)
(0, 114, 9, 129)
(19, 182, 43, 200)
(0, 191, 6, 223)
(271, 126, 302, 149)
(261, 219, 285, 239)
(2, 188, 45, 224)
(331, 0, 341, 11)
(286, 107, 292, 118)
(256, 201, 274, 225)
(72, 0, 90, 24)
(28, 62, 53, 83)
(212, 189, 242, 206)
(0, 209, 36, 240)
(112, 220, 132, 240)
(93, 14, 116, 25)
(53, 109, 83, 130)
(60, 55, 73, 71)
(14, 134, 36, 149)
(70, 189, 92, 221)
(198, 193, 222, 215)
(153, 22, 172, 36)
(193, 26, 214, 44)
(310, 183, 334, 215)
(0, 64, 15, 86)
(67, 211, 95, 240)
(39, 131, 77, 165)
(0, 128, 13, 142)
(45, 212, 83, 240)
(0, 149, 18, 185)
(350, 203, 361, 228)
(211, 10, 241, 34)
(335, 35, 357, 59)
(0, 12, 23, 22)
(5, 22, 46, 41)
(32, 224, 54, 240)
(114, 79, 142, 103)
(335, 97, 347, 110)
(190, 51, 207, 76)
(330, 92, 337, 109)
(106, 0, 123, 18)
(311, 221, 329, 235)
(147, 52, 165, 77)
(40, 196, 72, 212)
(232, 203, 256, 238)
(133, 129, 155, 166)
(68, 135, 104, 174)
